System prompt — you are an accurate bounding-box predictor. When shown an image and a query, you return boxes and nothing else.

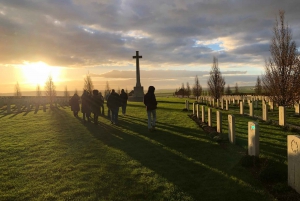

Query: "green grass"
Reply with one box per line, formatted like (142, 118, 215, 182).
(0, 97, 293, 201)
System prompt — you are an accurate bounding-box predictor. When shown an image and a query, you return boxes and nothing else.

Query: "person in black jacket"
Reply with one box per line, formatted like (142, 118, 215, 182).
(81, 90, 91, 123)
(91, 90, 102, 125)
(70, 93, 80, 117)
(107, 89, 121, 125)
(120, 89, 128, 115)
(144, 86, 157, 131)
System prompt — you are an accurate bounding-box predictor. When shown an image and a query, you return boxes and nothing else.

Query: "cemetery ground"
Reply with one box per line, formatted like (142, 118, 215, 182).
(0, 98, 299, 201)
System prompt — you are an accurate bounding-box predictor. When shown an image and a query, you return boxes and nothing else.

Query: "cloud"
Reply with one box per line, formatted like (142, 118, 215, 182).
(0, 0, 299, 72)
(91, 69, 248, 79)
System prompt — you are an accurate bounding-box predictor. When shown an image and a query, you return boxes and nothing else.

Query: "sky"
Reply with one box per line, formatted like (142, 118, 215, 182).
(0, 0, 300, 94)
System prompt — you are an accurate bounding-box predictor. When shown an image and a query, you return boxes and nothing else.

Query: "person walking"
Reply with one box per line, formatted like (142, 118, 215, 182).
(81, 90, 91, 123)
(91, 90, 101, 125)
(120, 89, 128, 115)
(107, 89, 121, 125)
(99, 92, 105, 116)
(70, 92, 80, 117)
(144, 86, 157, 132)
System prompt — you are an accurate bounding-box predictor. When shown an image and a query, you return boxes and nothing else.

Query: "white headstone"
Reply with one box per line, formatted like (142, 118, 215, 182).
(295, 104, 300, 115)
(262, 101, 268, 121)
(193, 103, 195, 115)
(288, 135, 300, 194)
(279, 106, 286, 126)
(196, 104, 200, 119)
(248, 122, 259, 156)
(269, 101, 274, 111)
(228, 115, 235, 144)
(217, 111, 222, 133)
(225, 100, 229, 111)
(208, 108, 212, 127)
(202, 106, 206, 123)
(249, 101, 254, 117)
(240, 101, 244, 115)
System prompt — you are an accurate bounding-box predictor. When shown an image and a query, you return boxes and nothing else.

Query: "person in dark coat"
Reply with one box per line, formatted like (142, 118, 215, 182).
(144, 86, 157, 131)
(120, 89, 128, 115)
(107, 89, 121, 125)
(99, 92, 105, 115)
(91, 90, 102, 125)
(70, 93, 80, 117)
(81, 90, 91, 122)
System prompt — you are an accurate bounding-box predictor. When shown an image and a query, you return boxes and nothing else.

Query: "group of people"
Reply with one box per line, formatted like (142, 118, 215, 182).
(69, 89, 128, 125)
(69, 86, 157, 131)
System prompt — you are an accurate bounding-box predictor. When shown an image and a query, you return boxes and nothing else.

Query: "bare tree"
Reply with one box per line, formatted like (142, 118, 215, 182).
(262, 11, 300, 106)
(15, 82, 22, 97)
(207, 57, 226, 100)
(235, 83, 239, 94)
(83, 74, 94, 94)
(254, 76, 262, 95)
(117, 87, 121, 94)
(36, 84, 42, 97)
(225, 84, 232, 95)
(104, 81, 110, 97)
(186, 82, 191, 98)
(192, 75, 202, 99)
(45, 75, 56, 107)
(64, 86, 70, 99)
(181, 83, 185, 98)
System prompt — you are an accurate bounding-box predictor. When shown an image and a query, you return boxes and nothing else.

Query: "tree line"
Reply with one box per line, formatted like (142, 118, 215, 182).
(13, 74, 127, 108)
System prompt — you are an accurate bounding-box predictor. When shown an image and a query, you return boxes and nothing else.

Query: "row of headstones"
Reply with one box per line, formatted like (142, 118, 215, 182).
(0, 96, 70, 114)
(187, 99, 290, 126)
(198, 96, 300, 115)
(186, 100, 300, 194)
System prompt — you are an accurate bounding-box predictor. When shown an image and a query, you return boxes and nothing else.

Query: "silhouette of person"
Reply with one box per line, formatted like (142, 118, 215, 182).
(120, 89, 128, 115)
(91, 90, 101, 125)
(107, 89, 121, 125)
(144, 86, 157, 131)
(99, 92, 105, 115)
(81, 90, 91, 122)
(70, 93, 80, 117)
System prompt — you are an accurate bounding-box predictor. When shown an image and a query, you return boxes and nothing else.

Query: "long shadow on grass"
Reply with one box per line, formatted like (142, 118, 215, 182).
(47, 108, 273, 201)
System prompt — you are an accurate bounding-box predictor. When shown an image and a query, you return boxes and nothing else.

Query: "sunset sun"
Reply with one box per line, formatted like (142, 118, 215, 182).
(21, 62, 61, 86)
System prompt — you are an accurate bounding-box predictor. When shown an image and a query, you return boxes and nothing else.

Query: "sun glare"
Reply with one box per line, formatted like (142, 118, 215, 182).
(21, 62, 61, 86)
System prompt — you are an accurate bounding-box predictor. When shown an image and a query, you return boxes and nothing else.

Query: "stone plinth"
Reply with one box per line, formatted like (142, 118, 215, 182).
(228, 115, 235, 144)
(248, 122, 259, 156)
(288, 135, 300, 194)
(128, 86, 144, 102)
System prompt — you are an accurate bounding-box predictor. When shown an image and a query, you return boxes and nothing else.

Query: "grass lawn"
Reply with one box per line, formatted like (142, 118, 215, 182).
(0, 97, 292, 201)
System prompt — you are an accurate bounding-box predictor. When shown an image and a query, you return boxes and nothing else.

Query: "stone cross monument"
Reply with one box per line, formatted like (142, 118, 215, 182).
(131, 51, 144, 101)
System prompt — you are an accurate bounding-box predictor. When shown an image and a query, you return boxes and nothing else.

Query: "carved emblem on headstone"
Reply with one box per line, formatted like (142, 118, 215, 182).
(291, 139, 299, 153)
